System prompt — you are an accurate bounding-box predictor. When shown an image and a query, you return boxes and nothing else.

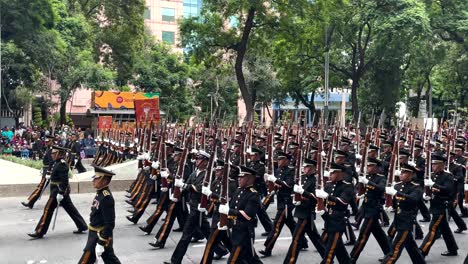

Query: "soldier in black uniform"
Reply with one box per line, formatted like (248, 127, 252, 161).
(165, 150, 224, 264)
(21, 135, 55, 209)
(28, 146, 87, 239)
(316, 162, 354, 264)
(413, 144, 431, 223)
(78, 165, 121, 264)
(448, 152, 467, 233)
(419, 155, 459, 257)
(218, 165, 263, 264)
(71, 134, 87, 173)
(350, 157, 390, 263)
(453, 144, 468, 217)
(284, 158, 325, 264)
(381, 163, 426, 264)
(259, 151, 307, 257)
(380, 141, 393, 177)
(247, 147, 273, 236)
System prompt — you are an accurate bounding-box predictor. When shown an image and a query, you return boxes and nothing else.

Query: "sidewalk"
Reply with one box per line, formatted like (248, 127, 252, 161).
(0, 158, 138, 197)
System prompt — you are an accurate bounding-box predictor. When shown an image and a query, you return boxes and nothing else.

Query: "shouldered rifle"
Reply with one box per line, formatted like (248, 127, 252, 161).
(385, 129, 400, 208)
(316, 133, 325, 211)
(200, 139, 217, 210)
(357, 128, 371, 196)
(218, 141, 232, 230)
(172, 141, 190, 201)
(293, 137, 304, 204)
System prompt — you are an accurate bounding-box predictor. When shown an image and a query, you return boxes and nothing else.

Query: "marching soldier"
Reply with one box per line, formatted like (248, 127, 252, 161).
(382, 163, 426, 264)
(350, 157, 390, 263)
(419, 155, 459, 257)
(28, 146, 87, 239)
(315, 162, 354, 264)
(285, 158, 325, 264)
(71, 133, 87, 173)
(413, 144, 431, 223)
(453, 144, 468, 217)
(259, 151, 307, 257)
(448, 152, 467, 233)
(218, 165, 263, 264)
(78, 166, 121, 264)
(21, 135, 55, 209)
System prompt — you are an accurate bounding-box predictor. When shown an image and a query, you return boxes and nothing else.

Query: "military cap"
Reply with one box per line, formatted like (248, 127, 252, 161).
(288, 142, 299, 149)
(238, 165, 257, 177)
(454, 144, 464, 151)
(399, 137, 406, 142)
(274, 133, 282, 138)
(255, 135, 266, 141)
(435, 139, 443, 145)
(215, 160, 224, 170)
(276, 151, 291, 160)
(431, 154, 446, 164)
(334, 150, 348, 158)
(303, 158, 317, 167)
(368, 145, 379, 152)
(329, 162, 346, 172)
(401, 163, 418, 173)
(92, 165, 116, 178)
(165, 141, 175, 147)
(274, 138, 284, 144)
(414, 144, 424, 150)
(51, 145, 68, 153)
(399, 149, 411, 157)
(246, 147, 263, 155)
(367, 157, 381, 166)
(196, 150, 210, 160)
(382, 141, 393, 147)
(173, 146, 184, 154)
(233, 139, 242, 146)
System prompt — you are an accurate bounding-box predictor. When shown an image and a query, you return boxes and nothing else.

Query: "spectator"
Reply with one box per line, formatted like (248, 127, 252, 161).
(83, 134, 96, 148)
(2, 127, 13, 142)
(3, 143, 13, 156)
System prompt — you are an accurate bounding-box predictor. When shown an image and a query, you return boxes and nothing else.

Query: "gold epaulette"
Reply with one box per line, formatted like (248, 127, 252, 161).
(250, 187, 257, 193)
(60, 159, 66, 163)
(343, 181, 352, 185)
(411, 182, 419, 186)
(103, 190, 110, 196)
(376, 174, 385, 177)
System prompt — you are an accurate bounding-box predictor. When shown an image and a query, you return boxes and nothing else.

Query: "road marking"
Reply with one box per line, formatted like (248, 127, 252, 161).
(192, 236, 293, 248)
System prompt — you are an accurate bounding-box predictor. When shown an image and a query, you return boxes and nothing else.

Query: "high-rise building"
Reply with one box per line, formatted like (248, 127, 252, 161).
(144, 0, 202, 51)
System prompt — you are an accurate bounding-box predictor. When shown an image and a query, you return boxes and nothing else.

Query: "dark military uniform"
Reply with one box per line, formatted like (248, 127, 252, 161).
(31, 153, 87, 238)
(78, 187, 121, 264)
(419, 168, 459, 257)
(71, 140, 87, 173)
(454, 155, 468, 216)
(414, 154, 431, 221)
(382, 180, 425, 264)
(226, 185, 263, 264)
(23, 146, 54, 208)
(283, 172, 325, 264)
(350, 172, 390, 262)
(320, 179, 354, 264)
(448, 161, 467, 232)
(248, 159, 273, 235)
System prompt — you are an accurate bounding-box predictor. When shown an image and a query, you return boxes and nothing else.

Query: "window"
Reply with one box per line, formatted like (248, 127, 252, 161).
(144, 7, 151, 20)
(183, 0, 202, 18)
(162, 8, 175, 22)
(162, 31, 175, 45)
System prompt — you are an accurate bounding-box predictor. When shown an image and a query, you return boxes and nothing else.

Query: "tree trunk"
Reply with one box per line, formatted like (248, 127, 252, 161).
(351, 79, 359, 122)
(413, 81, 424, 118)
(234, 7, 256, 122)
(60, 99, 67, 125)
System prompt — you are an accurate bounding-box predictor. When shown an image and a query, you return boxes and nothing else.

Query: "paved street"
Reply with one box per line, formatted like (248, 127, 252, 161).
(1, 191, 467, 264)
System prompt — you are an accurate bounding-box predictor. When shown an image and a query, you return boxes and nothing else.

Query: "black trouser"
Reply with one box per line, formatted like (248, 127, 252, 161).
(321, 231, 351, 264)
(78, 230, 121, 264)
(343, 217, 356, 243)
(171, 209, 223, 264)
(175, 197, 187, 229)
(418, 199, 431, 220)
(456, 181, 468, 216)
(350, 215, 391, 261)
(144, 191, 169, 232)
(382, 229, 425, 264)
(420, 212, 459, 256)
(75, 158, 87, 173)
(228, 236, 263, 264)
(264, 205, 307, 253)
(283, 217, 325, 264)
(200, 228, 232, 264)
(448, 200, 467, 230)
(257, 203, 273, 233)
(388, 220, 423, 240)
(34, 193, 87, 236)
(131, 181, 154, 222)
(26, 176, 49, 207)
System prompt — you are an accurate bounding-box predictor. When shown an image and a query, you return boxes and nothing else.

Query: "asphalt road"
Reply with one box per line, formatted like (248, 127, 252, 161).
(1, 191, 467, 264)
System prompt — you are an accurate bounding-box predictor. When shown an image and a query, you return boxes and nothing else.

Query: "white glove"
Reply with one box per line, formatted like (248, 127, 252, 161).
(266, 174, 277, 182)
(355, 154, 362, 160)
(161, 187, 168, 192)
(174, 179, 185, 188)
(74, 159, 78, 165)
(160, 169, 169, 179)
(408, 161, 416, 167)
(218, 204, 230, 215)
(315, 189, 329, 199)
(137, 154, 144, 160)
(394, 170, 401, 176)
(465, 184, 468, 191)
(385, 187, 397, 196)
(150, 174, 157, 181)
(151, 161, 160, 169)
(143, 152, 151, 160)
(293, 184, 304, 195)
(190, 148, 198, 154)
(358, 176, 369, 185)
(202, 186, 212, 197)
(95, 244, 105, 257)
(197, 204, 207, 213)
(45, 175, 51, 180)
(355, 166, 361, 172)
(424, 179, 435, 187)
(169, 192, 178, 202)
(423, 194, 431, 201)
(324, 170, 330, 177)
(321, 151, 327, 157)
(143, 166, 151, 172)
(57, 194, 64, 203)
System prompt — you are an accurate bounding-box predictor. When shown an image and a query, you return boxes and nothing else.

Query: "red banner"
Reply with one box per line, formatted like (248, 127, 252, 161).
(98, 116, 113, 129)
(134, 98, 160, 124)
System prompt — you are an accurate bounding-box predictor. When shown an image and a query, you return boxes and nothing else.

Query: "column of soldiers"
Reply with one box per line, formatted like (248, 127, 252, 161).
(121, 121, 467, 264)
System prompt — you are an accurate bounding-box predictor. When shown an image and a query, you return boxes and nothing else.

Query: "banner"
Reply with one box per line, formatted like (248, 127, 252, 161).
(93, 91, 160, 109)
(134, 98, 161, 124)
(98, 116, 113, 129)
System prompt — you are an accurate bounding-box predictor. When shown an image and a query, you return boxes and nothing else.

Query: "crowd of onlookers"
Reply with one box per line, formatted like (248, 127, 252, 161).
(0, 124, 97, 160)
